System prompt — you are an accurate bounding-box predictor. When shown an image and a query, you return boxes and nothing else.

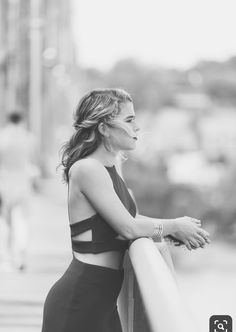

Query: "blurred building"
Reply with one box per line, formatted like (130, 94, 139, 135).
(0, 0, 77, 173)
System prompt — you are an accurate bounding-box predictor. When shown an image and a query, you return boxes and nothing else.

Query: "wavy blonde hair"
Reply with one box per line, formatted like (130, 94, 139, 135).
(61, 88, 132, 182)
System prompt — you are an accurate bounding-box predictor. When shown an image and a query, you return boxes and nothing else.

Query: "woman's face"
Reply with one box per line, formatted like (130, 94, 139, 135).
(108, 102, 140, 152)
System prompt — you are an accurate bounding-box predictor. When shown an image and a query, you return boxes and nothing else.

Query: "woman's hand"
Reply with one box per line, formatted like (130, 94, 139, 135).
(172, 216, 210, 250)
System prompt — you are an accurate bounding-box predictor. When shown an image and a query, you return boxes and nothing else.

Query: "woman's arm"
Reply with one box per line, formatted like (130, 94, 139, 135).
(70, 159, 173, 239)
(135, 214, 176, 237)
(70, 159, 210, 249)
(135, 213, 210, 249)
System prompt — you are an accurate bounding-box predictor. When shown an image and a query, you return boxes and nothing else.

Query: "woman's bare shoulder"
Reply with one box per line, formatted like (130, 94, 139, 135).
(69, 158, 109, 183)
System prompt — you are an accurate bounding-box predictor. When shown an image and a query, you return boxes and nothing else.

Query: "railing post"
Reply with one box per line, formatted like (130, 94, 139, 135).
(129, 238, 198, 332)
(155, 241, 177, 280)
(118, 253, 134, 332)
(133, 241, 178, 332)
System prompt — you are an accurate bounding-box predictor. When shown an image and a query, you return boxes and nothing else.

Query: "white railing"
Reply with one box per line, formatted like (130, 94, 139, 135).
(119, 238, 198, 332)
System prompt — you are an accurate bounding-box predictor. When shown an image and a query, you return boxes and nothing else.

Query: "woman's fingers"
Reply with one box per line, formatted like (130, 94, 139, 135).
(189, 238, 200, 249)
(191, 218, 201, 227)
(193, 233, 206, 247)
(174, 217, 210, 250)
(185, 217, 202, 228)
(197, 229, 211, 244)
(183, 240, 192, 250)
(182, 230, 210, 250)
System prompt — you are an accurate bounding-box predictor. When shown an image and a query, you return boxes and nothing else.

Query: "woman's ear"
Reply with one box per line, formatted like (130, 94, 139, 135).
(98, 123, 110, 137)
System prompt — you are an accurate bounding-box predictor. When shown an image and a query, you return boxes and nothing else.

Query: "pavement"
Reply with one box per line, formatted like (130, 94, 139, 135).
(0, 177, 236, 332)
(0, 177, 72, 332)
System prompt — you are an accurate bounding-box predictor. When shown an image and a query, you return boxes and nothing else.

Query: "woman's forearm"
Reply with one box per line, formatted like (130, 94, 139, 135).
(133, 214, 177, 238)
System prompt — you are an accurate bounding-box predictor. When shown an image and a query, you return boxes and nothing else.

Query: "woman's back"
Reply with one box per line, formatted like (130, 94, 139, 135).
(67, 159, 136, 269)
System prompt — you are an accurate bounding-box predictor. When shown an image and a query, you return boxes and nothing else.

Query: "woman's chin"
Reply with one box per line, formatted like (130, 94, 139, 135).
(113, 140, 137, 152)
(124, 142, 137, 151)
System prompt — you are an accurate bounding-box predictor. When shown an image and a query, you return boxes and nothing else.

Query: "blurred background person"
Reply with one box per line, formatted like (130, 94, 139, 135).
(0, 195, 9, 269)
(0, 111, 40, 272)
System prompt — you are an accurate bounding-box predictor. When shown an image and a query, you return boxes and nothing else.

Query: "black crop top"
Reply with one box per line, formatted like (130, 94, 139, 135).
(69, 165, 137, 254)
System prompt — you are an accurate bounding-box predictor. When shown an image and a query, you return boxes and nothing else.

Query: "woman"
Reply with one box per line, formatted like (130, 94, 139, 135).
(41, 88, 210, 332)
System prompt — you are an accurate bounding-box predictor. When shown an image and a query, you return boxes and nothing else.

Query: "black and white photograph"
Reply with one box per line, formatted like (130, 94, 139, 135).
(0, 1, 236, 331)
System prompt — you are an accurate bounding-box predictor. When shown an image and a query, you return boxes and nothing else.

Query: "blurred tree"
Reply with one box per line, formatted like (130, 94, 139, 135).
(205, 80, 236, 104)
(194, 58, 236, 106)
(78, 54, 236, 113)
(81, 58, 176, 111)
(123, 158, 236, 244)
(108, 59, 176, 111)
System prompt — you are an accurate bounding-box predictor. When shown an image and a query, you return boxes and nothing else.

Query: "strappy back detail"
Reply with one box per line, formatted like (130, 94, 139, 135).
(69, 165, 137, 254)
(70, 215, 96, 237)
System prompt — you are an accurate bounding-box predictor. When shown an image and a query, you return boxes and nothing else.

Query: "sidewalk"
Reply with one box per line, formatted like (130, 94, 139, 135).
(0, 178, 72, 332)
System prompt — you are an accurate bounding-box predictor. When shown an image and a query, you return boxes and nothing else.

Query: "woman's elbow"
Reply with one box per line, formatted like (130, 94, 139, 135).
(121, 225, 137, 240)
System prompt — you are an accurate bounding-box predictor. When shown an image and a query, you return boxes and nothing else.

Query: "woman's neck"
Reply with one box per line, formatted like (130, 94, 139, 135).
(89, 145, 118, 167)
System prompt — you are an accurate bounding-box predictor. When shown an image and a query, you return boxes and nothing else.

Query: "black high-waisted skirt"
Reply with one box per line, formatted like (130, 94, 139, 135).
(41, 257, 124, 332)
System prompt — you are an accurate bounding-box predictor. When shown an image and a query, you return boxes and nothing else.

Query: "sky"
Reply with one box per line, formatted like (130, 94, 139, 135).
(71, 0, 236, 70)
